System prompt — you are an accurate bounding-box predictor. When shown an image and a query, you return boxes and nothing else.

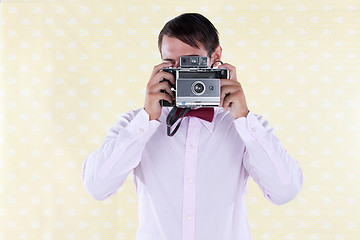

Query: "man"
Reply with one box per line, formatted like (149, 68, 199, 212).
(82, 13, 303, 240)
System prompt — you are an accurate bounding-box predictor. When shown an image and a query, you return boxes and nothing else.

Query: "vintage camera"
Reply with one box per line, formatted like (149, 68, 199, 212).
(160, 56, 229, 108)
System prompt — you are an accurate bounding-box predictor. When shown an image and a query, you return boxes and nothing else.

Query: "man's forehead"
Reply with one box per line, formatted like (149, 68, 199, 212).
(161, 36, 207, 60)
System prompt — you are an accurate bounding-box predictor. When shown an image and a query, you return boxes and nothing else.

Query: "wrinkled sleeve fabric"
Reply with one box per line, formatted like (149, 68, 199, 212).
(234, 111, 303, 205)
(82, 108, 161, 201)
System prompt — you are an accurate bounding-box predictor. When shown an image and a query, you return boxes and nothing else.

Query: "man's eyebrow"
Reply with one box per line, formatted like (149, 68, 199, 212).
(163, 58, 175, 62)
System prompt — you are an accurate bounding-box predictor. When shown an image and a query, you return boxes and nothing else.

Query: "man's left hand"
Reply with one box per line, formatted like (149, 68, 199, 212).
(218, 63, 249, 119)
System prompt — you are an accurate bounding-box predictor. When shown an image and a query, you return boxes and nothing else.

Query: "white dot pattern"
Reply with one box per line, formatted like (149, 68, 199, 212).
(0, 0, 359, 239)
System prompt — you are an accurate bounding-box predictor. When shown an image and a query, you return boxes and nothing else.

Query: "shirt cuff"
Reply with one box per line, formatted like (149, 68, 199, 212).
(233, 111, 267, 143)
(125, 108, 161, 141)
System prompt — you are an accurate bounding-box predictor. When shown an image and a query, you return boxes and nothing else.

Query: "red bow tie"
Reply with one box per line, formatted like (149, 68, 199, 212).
(175, 107, 215, 122)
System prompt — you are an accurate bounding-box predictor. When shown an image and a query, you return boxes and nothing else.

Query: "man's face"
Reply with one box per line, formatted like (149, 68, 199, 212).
(160, 35, 210, 68)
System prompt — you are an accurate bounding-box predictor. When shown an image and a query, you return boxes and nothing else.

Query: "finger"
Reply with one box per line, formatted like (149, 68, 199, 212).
(148, 71, 175, 86)
(219, 85, 243, 107)
(222, 93, 237, 111)
(218, 63, 235, 71)
(159, 71, 176, 85)
(150, 81, 175, 99)
(151, 62, 173, 78)
(220, 79, 242, 87)
(218, 63, 237, 81)
(220, 80, 244, 104)
(150, 92, 174, 104)
(220, 84, 241, 100)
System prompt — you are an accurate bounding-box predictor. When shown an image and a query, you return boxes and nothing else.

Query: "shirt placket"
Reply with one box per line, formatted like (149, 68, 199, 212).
(181, 117, 201, 240)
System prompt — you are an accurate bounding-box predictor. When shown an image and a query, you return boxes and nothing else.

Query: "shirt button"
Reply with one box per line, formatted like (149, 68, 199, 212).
(140, 128, 145, 132)
(187, 215, 191, 221)
(190, 144, 195, 148)
(251, 128, 256, 132)
(188, 179, 192, 184)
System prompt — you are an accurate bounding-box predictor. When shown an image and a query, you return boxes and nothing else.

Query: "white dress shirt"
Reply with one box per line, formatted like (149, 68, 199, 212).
(82, 107, 303, 240)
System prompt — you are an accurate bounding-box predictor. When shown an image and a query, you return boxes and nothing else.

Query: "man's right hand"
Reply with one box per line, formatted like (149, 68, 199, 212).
(144, 62, 175, 121)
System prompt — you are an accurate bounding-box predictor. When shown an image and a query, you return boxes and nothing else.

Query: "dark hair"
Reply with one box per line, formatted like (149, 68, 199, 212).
(158, 13, 219, 58)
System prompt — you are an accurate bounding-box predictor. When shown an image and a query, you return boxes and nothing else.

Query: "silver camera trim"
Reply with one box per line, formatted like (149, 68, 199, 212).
(175, 78, 220, 108)
(160, 56, 229, 108)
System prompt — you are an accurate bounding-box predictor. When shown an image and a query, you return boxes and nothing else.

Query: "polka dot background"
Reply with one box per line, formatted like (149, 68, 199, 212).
(0, 0, 359, 239)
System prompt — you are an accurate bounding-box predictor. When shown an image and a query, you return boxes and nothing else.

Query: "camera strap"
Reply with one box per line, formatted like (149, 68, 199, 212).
(166, 106, 191, 137)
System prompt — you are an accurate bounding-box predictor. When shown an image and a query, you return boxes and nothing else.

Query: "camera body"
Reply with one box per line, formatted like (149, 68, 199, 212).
(160, 56, 229, 108)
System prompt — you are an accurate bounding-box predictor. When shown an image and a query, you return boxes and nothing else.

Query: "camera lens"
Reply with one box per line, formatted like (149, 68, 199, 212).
(194, 83, 204, 93)
(191, 81, 206, 95)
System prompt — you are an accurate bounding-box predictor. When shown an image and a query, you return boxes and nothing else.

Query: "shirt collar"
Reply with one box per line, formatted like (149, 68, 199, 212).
(197, 107, 222, 133)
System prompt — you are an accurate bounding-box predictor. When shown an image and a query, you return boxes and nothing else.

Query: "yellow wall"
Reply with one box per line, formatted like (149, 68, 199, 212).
(0, 0, 359, 239)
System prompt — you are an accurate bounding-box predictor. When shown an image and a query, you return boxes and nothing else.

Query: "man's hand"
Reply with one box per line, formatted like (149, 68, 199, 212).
(218, 63, 249, 119)
(144, 62, 175, 121)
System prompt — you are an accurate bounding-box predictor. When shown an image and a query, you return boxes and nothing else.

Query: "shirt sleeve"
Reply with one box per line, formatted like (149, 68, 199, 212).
(81, 108, 161, 201)
(234, 111, 304, 205)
